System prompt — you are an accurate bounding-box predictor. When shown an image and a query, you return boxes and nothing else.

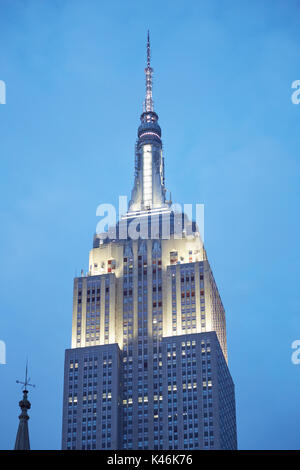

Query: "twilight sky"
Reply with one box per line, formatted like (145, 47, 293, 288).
(0, 0, 300, 450)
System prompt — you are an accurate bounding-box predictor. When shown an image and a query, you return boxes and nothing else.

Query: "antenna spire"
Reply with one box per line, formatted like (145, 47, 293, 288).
(143, 30, 154, 113)
(147, 30, 151, 68)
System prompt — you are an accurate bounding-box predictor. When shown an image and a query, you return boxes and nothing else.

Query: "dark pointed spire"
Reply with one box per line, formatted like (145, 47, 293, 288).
(14, 390, 31, 450)
(14, 362, 35, 450)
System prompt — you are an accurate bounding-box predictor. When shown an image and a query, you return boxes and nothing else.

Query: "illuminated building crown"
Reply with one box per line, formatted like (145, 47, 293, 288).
(128, 31, 168, 214)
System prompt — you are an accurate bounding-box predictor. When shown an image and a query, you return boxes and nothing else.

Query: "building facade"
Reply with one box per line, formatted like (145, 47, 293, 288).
(61, 34, 237, 451)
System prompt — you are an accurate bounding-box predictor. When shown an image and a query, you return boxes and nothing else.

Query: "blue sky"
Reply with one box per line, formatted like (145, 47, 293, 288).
(0, 0, 300, 450)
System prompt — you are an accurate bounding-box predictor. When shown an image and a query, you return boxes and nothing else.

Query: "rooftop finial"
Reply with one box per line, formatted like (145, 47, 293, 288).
(143, 30, 154, 113)
(16, 360, 35, 391)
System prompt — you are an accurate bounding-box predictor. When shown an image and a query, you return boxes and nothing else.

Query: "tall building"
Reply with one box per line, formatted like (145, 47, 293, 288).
(61, 33, 237, 451)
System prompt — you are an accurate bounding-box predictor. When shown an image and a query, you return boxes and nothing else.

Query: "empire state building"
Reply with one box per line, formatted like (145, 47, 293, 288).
(61, 33, 237, 451)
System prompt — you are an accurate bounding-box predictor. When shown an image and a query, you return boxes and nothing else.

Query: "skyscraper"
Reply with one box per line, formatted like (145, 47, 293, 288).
(61, 33, 237, 451)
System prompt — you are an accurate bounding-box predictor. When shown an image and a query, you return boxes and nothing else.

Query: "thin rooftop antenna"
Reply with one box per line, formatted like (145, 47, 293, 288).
(147, 29, 151, 68)
(143, 30, 154, 113)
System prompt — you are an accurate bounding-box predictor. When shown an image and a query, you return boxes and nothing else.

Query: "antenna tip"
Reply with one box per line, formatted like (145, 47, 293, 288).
(146, 30, 151, 68)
